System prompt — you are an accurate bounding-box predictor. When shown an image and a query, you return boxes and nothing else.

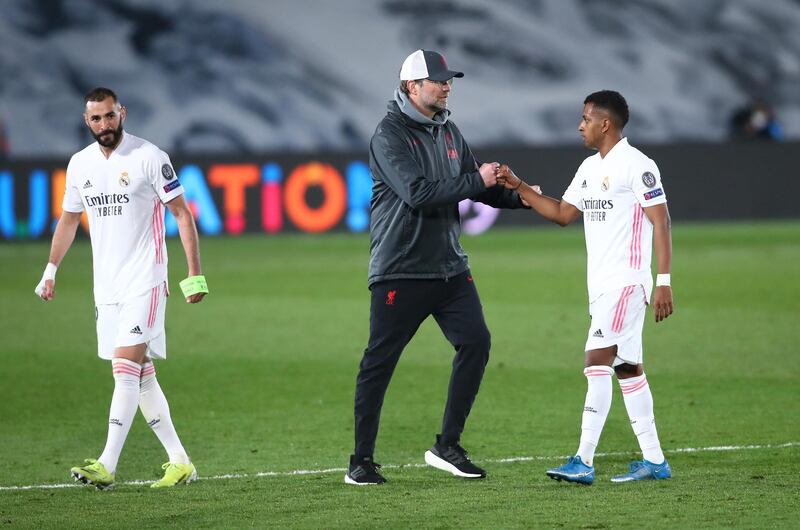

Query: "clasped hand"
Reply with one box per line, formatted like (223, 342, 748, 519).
(495, 164, 522, 189)
(495, 165, 542, 198)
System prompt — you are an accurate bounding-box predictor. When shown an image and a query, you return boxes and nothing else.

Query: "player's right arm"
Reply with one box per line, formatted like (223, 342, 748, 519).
(497, 164, 581, 226)
(36, 211, 82, 301)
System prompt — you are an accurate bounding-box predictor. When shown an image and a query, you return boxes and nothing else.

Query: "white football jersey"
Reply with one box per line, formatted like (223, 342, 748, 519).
(562, 138, 667, 304)
(62, 132, 184, 304)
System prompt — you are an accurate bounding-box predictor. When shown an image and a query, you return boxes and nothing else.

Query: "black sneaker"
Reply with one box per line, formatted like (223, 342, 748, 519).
(344, 455, 386, 485)
(424, 436, 486, 478)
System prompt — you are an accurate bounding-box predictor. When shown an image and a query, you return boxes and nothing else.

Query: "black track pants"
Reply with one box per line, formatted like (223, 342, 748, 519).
(353, 271, 491, 459)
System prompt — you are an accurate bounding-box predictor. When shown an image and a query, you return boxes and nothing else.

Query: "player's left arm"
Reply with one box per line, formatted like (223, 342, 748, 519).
(165, 195, 205, 304)
(643, 203, 673, 322)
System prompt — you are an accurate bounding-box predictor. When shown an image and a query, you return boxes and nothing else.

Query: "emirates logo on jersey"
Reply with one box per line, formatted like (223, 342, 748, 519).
(582, 197, 613, 222)
(601, 176, 610, 192)
(85, 192, 130, 206)
(85, 191, 129, 218)
(119, 172, 130, 187)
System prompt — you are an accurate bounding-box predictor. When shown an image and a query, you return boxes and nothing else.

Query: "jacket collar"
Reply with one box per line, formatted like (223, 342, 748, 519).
(391, 89, 450, 128)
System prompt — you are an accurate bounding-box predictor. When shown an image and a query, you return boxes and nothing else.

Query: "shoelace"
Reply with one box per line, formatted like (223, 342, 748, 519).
(629, 461, 646, 472)
(83, 459, 102, 469)
(161, 462, 182, 472)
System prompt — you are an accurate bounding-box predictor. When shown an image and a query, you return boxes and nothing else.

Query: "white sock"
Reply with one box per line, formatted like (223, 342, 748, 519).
(576, 365, 614, 466)
(139, 361, 190, 464)
(98, 359, 141, 474)
(620, 373, 665, 464)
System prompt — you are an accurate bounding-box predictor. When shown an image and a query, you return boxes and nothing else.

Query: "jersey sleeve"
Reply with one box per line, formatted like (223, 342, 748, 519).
(631, 159, 667, 207)
(62, 157, 84, 213)
(147, 148, 184, 203)
(561, 164, 586, 211)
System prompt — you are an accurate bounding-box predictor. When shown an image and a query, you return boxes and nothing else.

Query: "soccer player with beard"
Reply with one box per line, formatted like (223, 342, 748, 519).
(497, 90, 674, 484)
(35, 87, 208, 489)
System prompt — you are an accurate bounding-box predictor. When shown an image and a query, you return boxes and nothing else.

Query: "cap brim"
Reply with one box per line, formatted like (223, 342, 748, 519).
(427, 70, 464, 82)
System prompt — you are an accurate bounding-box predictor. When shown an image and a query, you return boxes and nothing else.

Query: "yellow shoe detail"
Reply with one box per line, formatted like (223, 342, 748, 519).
(70, 459, 115, 490)
(151, 462, 197, 488)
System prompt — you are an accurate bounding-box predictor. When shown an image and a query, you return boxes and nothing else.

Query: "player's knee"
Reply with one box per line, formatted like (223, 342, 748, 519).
(584, 346, 617, 367)
(359, 345, 403, 373)
(472, 325, 491, 348)
(614, 363, 642, 377)
(461, 327, 491, 359)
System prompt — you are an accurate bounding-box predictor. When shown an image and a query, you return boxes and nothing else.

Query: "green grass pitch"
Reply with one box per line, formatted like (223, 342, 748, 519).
(1, 221, 798, 528)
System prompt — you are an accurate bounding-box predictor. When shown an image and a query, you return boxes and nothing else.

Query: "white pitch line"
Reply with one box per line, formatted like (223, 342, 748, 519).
(1, 441, 796, 492)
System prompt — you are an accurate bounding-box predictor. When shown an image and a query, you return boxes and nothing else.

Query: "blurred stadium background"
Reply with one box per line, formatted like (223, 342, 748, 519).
(1, 1, 799, 528)
(1, 0, 799, 240)
(3, 0, 800, 156)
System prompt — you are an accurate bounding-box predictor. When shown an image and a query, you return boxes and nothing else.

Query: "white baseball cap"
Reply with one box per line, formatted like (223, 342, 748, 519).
(399, 50, 464, 81)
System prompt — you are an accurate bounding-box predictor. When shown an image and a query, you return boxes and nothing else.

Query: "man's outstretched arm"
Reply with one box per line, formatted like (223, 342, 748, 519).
(496, 165, 581, 226)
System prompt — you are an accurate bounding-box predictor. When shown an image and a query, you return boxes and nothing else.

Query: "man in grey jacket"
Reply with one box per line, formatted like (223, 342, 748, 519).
(346, 50, 528, 485)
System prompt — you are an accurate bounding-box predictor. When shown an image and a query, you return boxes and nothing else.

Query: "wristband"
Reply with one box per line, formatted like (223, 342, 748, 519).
(44, 263, 58, 280)
(656, 274, 671, 287)
(179, 275, 209, 298)
(34, 263, 58, 297)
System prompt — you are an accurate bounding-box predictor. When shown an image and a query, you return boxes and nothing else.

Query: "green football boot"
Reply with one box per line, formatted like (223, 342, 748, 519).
(151, 462, 197, 488)
(70, 459, 115, 490)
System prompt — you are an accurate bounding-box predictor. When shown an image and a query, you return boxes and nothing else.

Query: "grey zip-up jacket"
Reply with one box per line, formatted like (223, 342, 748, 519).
(367, 91, 526, 287)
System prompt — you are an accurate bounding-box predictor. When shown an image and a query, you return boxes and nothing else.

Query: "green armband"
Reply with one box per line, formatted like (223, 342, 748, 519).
(179, 275, 209, 297)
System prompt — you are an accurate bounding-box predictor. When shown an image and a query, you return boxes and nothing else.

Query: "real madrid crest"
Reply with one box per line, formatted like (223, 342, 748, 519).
(119, 171, 130, 187)
(601, 176, 610, 192)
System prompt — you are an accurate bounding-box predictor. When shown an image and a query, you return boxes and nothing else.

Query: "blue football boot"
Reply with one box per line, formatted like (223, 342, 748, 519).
(546, 455, 595, 485)
(611, 459, 672, 483)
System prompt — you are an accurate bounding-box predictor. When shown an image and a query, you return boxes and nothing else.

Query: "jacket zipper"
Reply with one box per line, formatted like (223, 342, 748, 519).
(433, 126, 450, 281)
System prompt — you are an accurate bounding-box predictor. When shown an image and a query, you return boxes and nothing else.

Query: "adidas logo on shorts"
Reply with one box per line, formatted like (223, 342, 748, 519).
(129, 325, 143, 335)
(592, 329, 604, 338)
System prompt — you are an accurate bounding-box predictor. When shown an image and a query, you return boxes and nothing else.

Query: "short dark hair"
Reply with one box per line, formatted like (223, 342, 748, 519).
(399, 79, 423, 96)
(84, 87, 118, 105)
(584, 90, 629, 129)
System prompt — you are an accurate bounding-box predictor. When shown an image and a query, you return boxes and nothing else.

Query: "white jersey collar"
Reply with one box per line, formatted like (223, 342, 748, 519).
(601, 137, 630, 162)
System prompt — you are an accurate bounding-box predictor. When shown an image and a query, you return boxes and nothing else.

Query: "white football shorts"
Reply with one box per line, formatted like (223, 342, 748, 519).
(96, 282, 167, 360)
(585, 284, 647, 366)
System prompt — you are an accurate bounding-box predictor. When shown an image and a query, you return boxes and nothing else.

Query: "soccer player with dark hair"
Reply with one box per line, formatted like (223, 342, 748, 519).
(35, 87, 208, 489)
(498, 90, 674, 484)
